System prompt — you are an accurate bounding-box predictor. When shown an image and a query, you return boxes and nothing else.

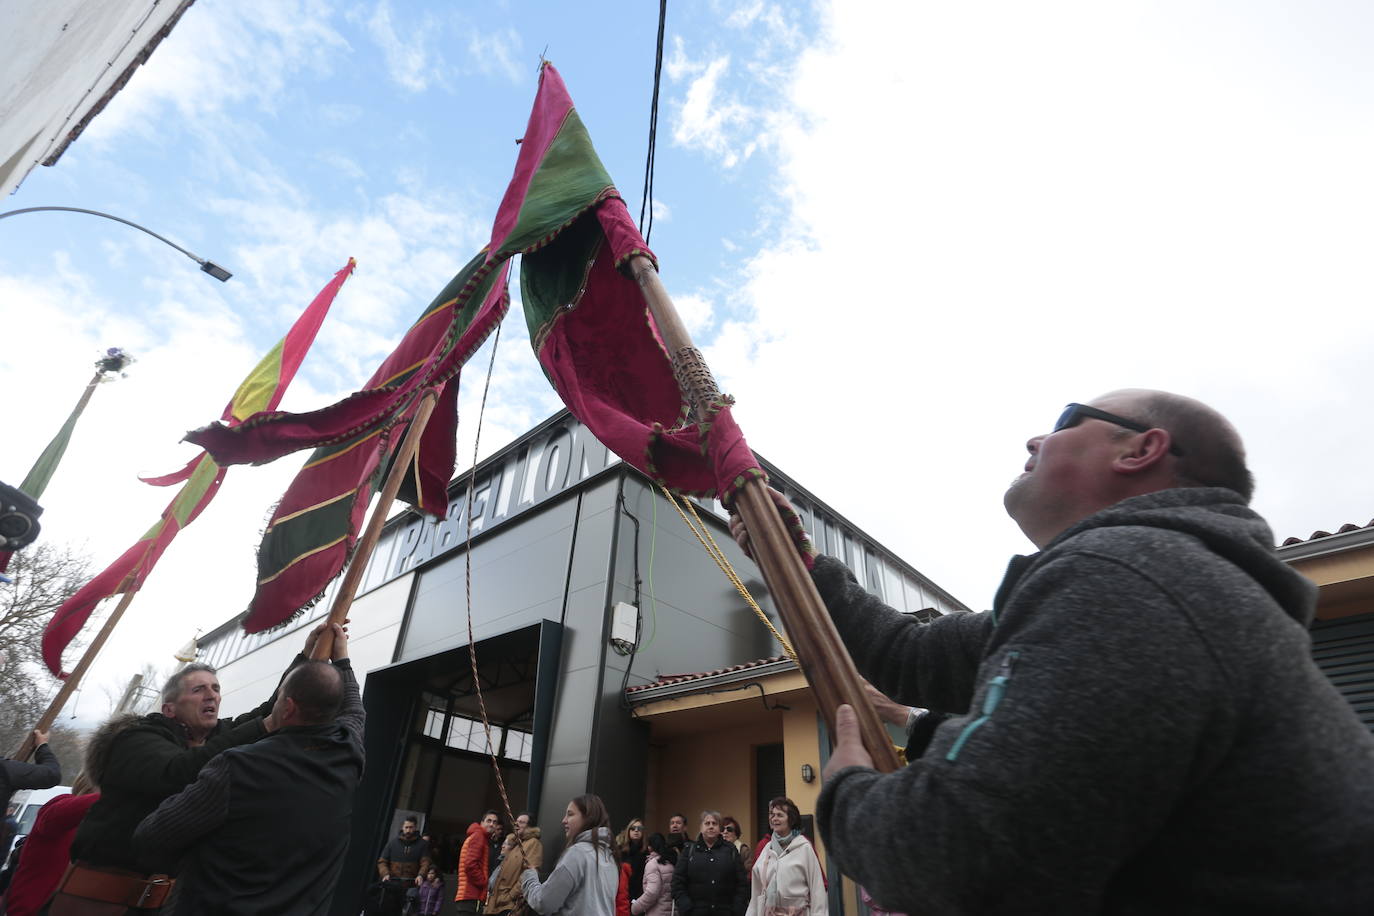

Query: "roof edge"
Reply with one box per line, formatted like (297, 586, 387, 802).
(1277, 523, 1374, 561)
(626, 657, 799, 705)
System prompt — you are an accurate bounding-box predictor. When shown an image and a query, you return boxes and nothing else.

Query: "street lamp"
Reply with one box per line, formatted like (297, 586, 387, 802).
(0, 205, 233, 281)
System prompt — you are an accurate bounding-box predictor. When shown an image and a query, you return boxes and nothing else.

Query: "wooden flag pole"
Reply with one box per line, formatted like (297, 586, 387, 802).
(628, 255, 901, 773)
(309, 389, 439, 661)
(12, 583, 141, 761)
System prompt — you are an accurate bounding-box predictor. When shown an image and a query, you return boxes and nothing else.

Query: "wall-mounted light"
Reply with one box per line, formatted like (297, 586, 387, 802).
(801, 763, 815, 784)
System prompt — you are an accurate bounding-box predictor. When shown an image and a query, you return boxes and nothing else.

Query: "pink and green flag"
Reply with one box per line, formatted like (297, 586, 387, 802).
(189, 251, 510, 632)
(41, 259, 355, 676)
(503, 62, 764, 502)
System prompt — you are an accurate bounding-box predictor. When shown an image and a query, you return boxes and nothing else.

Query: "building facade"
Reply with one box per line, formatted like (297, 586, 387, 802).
(1279, 521, 1374, 731)
(202, 409, 967, 915)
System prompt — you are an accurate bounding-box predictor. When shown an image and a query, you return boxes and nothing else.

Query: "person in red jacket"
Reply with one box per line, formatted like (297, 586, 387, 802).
(455, 810, 500, 912)
(2, 774, 98, 916)
(616, 858, 631, 916)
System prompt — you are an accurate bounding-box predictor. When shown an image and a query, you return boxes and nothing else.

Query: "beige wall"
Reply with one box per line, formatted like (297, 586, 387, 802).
(648, 719, 783, 843)
(1288, 542, 1374, 621)
(781, 701, 826, 857)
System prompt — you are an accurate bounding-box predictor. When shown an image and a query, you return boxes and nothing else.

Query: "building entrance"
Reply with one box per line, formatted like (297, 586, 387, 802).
(332, 621, 563, 916)
(398, 632, 540, 869)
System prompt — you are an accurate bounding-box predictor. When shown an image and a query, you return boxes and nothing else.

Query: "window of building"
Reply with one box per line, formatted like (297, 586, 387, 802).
(505, 728, 533, 763)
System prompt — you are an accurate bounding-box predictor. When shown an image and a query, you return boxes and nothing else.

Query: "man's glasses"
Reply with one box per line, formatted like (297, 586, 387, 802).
(1054, 403, 1185, 457)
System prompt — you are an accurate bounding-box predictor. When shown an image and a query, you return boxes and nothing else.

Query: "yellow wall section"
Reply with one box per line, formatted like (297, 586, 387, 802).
(648, 719, 781, 843)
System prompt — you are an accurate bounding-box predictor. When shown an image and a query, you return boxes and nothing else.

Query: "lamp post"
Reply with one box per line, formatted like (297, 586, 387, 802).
(0, 205, 232, 281)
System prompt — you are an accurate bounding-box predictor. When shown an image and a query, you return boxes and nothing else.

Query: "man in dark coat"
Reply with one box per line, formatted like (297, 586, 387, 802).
(734, 389, 1374, 914)
(671, 811, 747, 916)
(0, 729, 62, 815)
(48, 621, 330, 912)
(375, 816, 431, 915)
(132, 622, 362, 915)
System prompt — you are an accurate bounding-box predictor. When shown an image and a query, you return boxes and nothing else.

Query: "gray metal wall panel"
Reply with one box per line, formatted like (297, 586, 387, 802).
(398, 498, 580, 661)
(614, 478, 782, 686)
(1312, 612, 1374, 731)
(564, 480, 620, 593)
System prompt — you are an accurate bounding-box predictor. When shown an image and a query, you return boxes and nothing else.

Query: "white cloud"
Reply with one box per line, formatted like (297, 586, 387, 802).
(672, 55, 754, 167)
(316, 151, 368, 182)
(664, 2, 810, 171)
(362, 1, 444, 93)
(468, 27, 525, 83)
(672, 292, 715, 336)
(82, 0, 348, 144)
(705, 0, 1374, 606)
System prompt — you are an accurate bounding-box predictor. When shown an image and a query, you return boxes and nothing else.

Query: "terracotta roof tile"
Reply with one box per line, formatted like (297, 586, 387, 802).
(1280, 519, 1374, 547)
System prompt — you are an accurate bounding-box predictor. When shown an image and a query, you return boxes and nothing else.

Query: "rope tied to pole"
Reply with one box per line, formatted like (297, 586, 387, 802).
(659, 484, 796, 660)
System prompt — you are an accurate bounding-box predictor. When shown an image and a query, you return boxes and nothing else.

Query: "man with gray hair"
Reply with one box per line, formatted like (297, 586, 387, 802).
(47, 621, 336, 913)
(733, 389, 1374, 913)
(132, 622, 362, 915)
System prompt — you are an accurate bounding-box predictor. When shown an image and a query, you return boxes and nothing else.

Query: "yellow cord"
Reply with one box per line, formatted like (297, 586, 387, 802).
(659, 485, 797, 660)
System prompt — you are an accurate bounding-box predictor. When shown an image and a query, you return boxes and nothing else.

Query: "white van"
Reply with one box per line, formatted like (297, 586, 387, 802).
(6, 785, 72, 857)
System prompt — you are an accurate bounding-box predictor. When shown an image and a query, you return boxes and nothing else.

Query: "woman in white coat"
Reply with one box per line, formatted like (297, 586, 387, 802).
(744, 797, 827, 916)
(520, 794, 620, 915)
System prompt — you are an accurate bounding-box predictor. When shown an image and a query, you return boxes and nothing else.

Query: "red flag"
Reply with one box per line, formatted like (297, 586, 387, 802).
(40, 260, 355, 676)
(209, 254, 510, 632)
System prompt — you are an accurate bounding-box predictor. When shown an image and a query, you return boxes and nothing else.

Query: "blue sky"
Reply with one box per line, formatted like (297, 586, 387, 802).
(4, 0, 1374, 711)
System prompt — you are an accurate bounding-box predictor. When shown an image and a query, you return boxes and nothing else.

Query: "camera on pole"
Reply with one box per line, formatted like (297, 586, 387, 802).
(0, 481, 43, 551)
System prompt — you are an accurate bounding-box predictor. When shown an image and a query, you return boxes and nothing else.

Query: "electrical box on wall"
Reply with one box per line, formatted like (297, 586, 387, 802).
(610, 601, 639, 653)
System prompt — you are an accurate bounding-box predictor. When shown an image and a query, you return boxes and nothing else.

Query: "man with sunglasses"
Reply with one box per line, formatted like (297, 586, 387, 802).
(731, 389, 1374, 914)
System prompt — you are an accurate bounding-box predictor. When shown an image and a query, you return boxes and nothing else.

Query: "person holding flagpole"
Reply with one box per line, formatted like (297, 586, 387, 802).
(44, 621, 339, 915)
(730, 389, 1374, 913)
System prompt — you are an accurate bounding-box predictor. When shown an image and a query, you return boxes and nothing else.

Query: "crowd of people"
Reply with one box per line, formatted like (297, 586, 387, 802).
(369, 797, 827, 916)
(0, 607, 831, 916)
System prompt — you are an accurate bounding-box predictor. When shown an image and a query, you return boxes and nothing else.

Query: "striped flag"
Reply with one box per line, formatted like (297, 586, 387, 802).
(189, 251, 510, 632)
(41, 259, 355, 676)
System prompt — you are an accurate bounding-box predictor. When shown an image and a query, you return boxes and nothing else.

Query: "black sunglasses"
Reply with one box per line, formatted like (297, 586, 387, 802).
(1054, 403, 1185, 457)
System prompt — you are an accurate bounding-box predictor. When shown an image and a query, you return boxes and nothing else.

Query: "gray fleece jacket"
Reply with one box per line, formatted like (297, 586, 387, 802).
(520, 826, 619, 916)
(815, 487, 1374, 915)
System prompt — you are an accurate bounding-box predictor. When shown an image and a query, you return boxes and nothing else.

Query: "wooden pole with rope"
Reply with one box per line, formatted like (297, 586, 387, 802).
(11, 583, 141, 761)
(11, 385, 436, 758)
(627, 254, 902, 774)
(309, 389, 440, 661)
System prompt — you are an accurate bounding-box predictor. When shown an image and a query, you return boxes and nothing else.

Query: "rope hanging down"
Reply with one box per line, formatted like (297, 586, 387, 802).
(659, 485, 796, 660)
(638, 0, 668, 244)
(458, 323, 529, 872)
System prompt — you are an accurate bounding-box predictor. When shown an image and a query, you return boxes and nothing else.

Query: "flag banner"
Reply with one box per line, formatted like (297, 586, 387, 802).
(220, 257, 510, 633)
(40, 259, 355, 676)
(187, 252, 508, 469)
(41, 454, 224, 676)
(509, 62, 764, 503)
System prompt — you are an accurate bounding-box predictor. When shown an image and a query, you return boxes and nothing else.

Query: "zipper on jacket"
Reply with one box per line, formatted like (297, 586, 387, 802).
(945, 651, 1018, 762)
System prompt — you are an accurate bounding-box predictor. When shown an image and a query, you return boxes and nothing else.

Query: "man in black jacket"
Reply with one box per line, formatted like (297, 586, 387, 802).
(49, 621, 331, 912)
(133, 622, 362, 915)
(671, 811, 747, 916)
(0, 729, 62, 818)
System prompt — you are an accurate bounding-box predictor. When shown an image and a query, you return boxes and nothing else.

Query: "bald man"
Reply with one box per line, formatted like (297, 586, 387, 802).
(734, 390, 1374, 914)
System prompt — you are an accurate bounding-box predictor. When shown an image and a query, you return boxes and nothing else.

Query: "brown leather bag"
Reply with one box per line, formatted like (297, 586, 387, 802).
(46, 863, 175, 914)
